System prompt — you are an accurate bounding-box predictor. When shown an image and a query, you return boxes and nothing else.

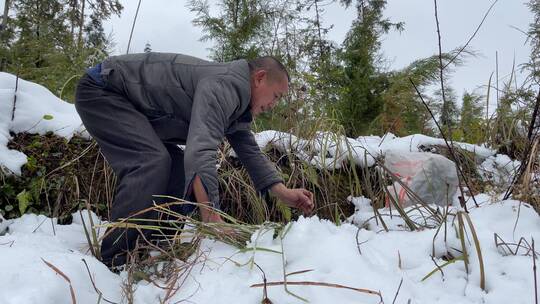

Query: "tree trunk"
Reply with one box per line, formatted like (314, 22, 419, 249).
(0, 0, 10, 33)
(70, 0, 78, 39)
(78, 0, 85, 49)
(314, 0, 324, 57)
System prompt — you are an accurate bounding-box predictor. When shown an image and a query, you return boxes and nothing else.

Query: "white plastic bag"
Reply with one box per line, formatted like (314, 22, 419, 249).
(384, 151, 459, 207)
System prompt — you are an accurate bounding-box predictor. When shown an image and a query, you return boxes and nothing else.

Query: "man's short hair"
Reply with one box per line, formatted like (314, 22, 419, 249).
(248, 56, 290, 83)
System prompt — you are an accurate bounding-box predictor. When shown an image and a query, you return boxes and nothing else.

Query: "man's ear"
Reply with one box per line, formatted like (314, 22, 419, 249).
(254, 70, 267, 86)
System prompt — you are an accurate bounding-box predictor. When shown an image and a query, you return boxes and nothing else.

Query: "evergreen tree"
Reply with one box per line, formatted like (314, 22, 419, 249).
(302, 0, 344, 107)
(0, 0, 122, 100)
(188, 0, 268, 62)
(459, 91, 484, 143)
(188, 0, 346, 134)
(337, 0, 403, 136)
(84, 12, 108, 50)
(526, 0, 540, 134)
(526, 0, 540, 82)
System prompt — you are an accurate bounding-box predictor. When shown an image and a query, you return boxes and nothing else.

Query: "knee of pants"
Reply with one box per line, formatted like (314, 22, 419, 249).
(146, 150, 173, 177)
(117, 150, 172, 190)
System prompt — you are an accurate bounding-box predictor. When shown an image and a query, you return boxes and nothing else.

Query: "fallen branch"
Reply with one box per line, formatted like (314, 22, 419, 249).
(250, 281, 381, 296)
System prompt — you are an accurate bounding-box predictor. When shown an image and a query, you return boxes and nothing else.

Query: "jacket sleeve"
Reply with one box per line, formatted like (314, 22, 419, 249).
(226, 130, 284, 195)
(183, 77, 239, 210)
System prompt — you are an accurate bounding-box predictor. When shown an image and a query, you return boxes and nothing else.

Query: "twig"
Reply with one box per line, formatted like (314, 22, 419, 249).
(496, 51, 499, 107)
(534, 238, 538, 304)
(286, 269, 314, 277)
(41, 258, 77, 304)
(431, 255, 445, 280)
(254, 263, 272, 304)
(494, 233, 539, 256)
(527, 90, 540, 141)
(32, 217, 48, 233)
(432, 0, 479, 210)
(443, 0, 498, 70)
(433, 0, 447, 121)
(392, 278, 404, 304)
(11, 70, 19, 121)
(0, 240, 15, 247)
(250, 281, 381, 296)
(355, 227, 368, 255)
(79, 211, 97, 258)
(81, 259, 118, 304)
(126, 0, 142, 54)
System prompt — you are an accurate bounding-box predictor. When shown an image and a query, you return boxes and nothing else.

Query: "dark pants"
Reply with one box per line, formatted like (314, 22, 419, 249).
(75, 74, 194, 267)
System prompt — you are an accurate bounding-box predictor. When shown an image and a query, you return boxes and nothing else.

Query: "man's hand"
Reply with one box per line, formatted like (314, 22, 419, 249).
(270, 183, 314, 215)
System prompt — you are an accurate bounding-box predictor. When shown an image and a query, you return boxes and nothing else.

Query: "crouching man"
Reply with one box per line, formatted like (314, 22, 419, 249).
(75, 53, 314, 267)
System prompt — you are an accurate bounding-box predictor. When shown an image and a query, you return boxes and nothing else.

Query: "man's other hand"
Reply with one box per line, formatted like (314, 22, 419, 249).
(270, 183, 314, 215)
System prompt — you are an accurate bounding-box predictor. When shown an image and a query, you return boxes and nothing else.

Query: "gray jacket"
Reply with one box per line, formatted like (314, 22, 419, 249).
(100, 52, 283, 209)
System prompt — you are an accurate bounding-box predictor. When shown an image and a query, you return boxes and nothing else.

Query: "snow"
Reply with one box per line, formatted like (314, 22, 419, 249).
(479, 154, 521, 188)
(0, 72, 87, 175)
(371, 133, 496, 159)
(0, 73, 538, 304)
(251, 131, 496, 170)
(0, 199, 538, 304)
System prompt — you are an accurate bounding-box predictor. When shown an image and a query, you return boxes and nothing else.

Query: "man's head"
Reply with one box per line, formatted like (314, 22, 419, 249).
(248, 56, 289, 116)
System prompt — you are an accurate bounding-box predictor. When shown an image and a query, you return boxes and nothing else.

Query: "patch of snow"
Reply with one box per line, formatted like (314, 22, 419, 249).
(374, 134, 496, 159)
(0, 72, 88, 175)
(479, 154, 521, 188)
(247, 131, 496, 171)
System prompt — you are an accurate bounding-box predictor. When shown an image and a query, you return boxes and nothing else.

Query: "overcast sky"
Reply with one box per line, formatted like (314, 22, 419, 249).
(1, 0, 534, 107)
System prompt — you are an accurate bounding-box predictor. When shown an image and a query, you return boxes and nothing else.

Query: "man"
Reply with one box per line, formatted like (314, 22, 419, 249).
(75, 53, 314, 267)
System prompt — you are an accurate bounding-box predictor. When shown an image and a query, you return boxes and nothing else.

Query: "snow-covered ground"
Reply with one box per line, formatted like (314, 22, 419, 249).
(0, 197, 538, 303)
(0, 73, 539, 304)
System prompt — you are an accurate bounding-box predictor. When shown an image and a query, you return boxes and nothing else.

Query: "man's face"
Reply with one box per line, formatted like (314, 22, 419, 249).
(250, 70, 289, 116)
